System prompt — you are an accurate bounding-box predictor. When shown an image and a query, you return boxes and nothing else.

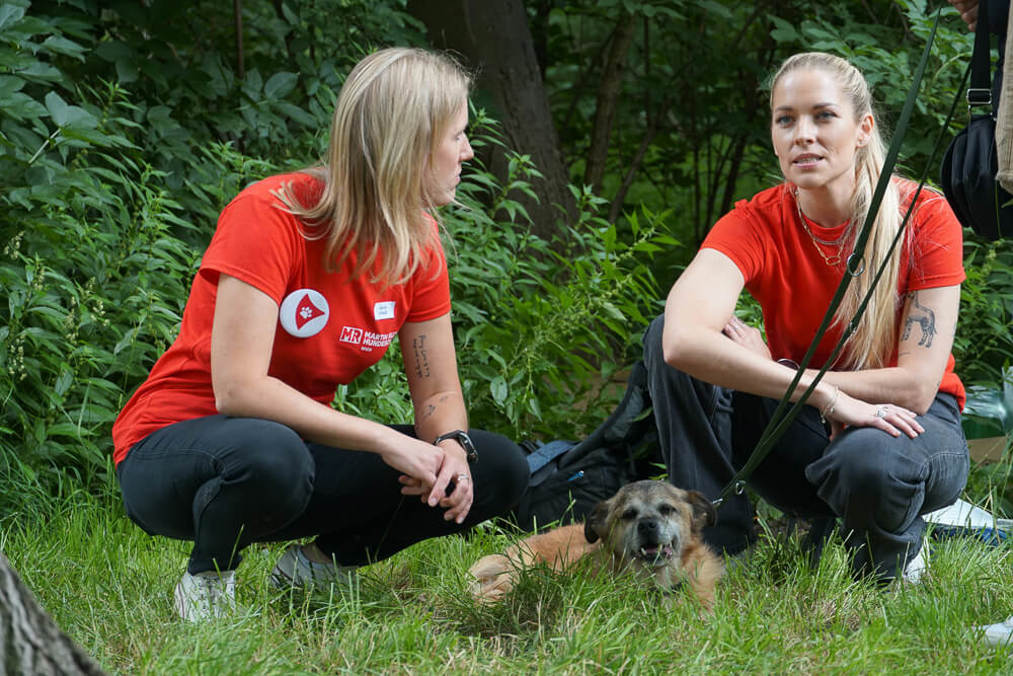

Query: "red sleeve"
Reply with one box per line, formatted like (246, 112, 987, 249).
(905, 191, 966, 291)
(198, 177, 302, 304)
(700, 199, 770, 283)
(406, 217, 451, 322)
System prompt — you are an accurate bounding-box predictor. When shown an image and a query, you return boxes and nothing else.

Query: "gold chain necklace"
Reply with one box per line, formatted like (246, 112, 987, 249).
(793, 188, 849, 267)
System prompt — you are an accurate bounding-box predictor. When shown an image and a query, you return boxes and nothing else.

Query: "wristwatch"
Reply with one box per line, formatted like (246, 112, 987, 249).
(433, 429, 478, 463)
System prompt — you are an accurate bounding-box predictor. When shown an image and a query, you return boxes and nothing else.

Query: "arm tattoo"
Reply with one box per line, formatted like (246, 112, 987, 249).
(412, 334, 431, 378)
(901, 292, 937, 348)
(421, 394, 451, 421)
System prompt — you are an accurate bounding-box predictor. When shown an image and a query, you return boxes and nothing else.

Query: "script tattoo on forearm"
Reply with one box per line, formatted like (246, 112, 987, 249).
(901, 292, 937, 348)
(412, 334, 431, 378)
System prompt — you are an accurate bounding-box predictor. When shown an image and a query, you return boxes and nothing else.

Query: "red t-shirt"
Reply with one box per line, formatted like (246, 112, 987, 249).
(701, 180, 966, 409)
(112, 173, 451, 464)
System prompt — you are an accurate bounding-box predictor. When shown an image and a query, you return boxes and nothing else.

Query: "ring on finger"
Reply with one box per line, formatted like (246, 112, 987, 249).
(456, 472, 468, 483)
(875, 406, 887, 418)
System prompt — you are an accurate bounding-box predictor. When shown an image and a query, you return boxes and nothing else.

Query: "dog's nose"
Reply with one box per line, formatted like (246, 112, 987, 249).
(637, 519, 659, 537)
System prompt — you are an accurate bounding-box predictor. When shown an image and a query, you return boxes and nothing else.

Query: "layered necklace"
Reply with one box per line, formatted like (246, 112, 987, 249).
(793, 187, 853, 267)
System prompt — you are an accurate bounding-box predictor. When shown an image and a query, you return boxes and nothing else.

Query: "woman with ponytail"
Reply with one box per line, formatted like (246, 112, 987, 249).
(643, 52, 969, 583)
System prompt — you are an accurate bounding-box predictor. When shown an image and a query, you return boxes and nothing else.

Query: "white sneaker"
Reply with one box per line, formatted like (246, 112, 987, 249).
(173, 570, 236, 622)
(901, 538, 929, 584)
(270, 544, 357, 591)
(975, 616, 1013, 646)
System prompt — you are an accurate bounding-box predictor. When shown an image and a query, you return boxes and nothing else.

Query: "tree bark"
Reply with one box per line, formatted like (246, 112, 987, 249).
(406, 0, 577, 240)
(0, 552, 106, 675)
(584, 12, 636, 194)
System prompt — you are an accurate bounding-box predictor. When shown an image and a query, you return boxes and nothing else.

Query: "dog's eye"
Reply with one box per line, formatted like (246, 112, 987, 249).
(621, 508, 637, 520)
(658, 504, 676, 516)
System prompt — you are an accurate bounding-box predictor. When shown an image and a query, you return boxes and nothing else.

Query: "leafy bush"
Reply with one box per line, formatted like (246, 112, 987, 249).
(955, 238, 1013, 388)
(1, 1, 672, 508)
(0, 0, 416, 506)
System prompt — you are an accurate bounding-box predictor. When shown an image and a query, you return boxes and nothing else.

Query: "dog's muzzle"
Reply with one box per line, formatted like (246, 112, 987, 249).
(633, 519, 677, 567)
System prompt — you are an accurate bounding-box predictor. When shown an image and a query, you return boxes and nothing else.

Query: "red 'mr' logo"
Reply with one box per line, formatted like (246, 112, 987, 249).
(340, 326, 364, 344)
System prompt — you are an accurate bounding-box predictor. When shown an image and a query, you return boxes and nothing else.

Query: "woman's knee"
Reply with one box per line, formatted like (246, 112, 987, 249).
(809, 433, 907, 493)
(806, 432, 927, 528)
(220, 419, 315, 511)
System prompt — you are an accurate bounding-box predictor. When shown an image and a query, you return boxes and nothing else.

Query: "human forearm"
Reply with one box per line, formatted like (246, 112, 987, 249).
(804, 366, 936, 415)
(412, 388, 468, 443)
(662, 254, 838, 412)
(215, 373, 404, 452)
(665, 322, 839, 412)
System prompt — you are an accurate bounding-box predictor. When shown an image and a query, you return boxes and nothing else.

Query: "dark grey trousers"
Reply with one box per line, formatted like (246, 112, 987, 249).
(643, 315, 970, 580)
(116, 416, 529, 575)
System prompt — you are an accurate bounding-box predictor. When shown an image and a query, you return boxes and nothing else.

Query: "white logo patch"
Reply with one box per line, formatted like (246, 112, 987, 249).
(374, 301, 396, 320)
(279, 288, 329, 338)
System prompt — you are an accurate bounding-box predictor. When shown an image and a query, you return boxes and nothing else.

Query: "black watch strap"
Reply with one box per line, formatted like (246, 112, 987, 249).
(433, 429, 478, 463)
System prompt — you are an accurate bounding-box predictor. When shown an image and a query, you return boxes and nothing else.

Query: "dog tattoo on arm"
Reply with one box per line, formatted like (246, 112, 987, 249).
(902, 292, 936, 348)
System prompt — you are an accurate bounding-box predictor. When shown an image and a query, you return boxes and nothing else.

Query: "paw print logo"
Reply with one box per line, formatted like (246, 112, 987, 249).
(279, 288, 329, 338)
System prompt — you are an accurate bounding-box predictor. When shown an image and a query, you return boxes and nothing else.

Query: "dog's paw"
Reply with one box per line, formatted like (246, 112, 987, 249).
(468, 554, 515, 603)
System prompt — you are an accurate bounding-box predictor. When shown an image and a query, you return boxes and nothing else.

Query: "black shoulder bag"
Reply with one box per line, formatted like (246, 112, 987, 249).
(941, 0, 1012, 241)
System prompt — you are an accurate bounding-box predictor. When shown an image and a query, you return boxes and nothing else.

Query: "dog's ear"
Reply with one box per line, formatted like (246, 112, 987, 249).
(686, 490, 717, 531)
(584, 498, 612, 543)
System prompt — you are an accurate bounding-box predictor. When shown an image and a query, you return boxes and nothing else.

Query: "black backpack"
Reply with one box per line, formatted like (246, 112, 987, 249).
(508, 361, 661, 532)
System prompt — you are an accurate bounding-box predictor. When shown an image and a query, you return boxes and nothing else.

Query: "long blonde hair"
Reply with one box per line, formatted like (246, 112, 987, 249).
(771, 52, 907, 370)
(276, 47, 472, 285)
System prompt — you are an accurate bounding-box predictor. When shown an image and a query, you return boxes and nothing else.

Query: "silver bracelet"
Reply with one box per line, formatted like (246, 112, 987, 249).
(819, 385, 839, 424)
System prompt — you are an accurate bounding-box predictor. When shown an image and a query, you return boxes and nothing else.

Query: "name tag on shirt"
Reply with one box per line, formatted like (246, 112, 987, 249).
(374, 301, 395, 320)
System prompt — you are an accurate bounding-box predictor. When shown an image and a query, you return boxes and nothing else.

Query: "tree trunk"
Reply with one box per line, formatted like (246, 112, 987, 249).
(406, 0, 577, 240)
(584, 12, 636, 194)
(0, 552, 105, 675)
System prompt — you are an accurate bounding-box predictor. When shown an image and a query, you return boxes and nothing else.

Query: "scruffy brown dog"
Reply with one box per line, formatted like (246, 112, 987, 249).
(469, 480, 724, 609)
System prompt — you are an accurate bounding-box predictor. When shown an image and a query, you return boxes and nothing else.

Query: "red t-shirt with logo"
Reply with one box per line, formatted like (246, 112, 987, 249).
(701, 180, 966, 409)
(112, 172, 451, 464)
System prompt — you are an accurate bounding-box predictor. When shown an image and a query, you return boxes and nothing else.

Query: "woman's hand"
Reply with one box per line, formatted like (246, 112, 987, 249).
(397, 441, 474, 524)
(377, 435, 442, 492)
(826, 390, 925, 440)
(723, 316, 772, 361)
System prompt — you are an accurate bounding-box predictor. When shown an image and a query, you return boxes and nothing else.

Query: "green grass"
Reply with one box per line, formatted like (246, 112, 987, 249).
(4, 488, 1013, 675)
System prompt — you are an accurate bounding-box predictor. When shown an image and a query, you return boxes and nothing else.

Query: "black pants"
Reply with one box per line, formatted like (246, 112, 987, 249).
(643, 315, 970, 579)
(116, 415, 529, 575)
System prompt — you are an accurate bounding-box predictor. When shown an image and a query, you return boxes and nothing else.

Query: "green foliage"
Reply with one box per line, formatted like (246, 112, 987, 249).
(0, 0, 417, 502)
(442, 112, 672, 439)
(0, 0, 670, 499)
(955, 239, 1013, 388)
(3, 0, 1012, 515)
